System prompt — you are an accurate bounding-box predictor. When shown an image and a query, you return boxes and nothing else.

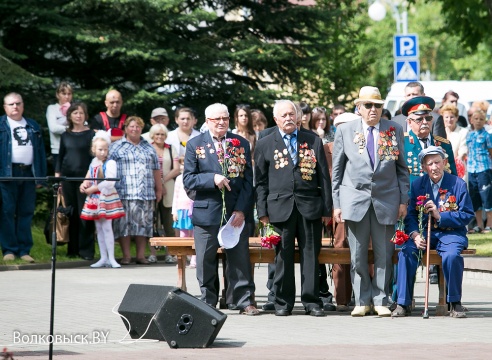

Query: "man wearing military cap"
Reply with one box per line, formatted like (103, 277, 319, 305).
(392, 146, 474, 318)
(402, 96, 457, 185)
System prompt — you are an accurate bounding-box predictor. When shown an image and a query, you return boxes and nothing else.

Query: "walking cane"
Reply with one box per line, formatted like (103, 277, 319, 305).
(423, 215, 432, 319)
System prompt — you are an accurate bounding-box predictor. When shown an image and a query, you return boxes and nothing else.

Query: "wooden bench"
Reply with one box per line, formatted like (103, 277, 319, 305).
(150, 237, 476, 315)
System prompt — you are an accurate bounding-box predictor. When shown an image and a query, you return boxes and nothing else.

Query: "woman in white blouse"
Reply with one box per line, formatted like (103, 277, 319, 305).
(441, 104, 468, 178)
(46, 82, 73, 168)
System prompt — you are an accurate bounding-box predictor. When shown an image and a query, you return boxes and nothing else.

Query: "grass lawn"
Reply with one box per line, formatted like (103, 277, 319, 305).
(0, 224, 162, 265)
(467, 232, 492, 256)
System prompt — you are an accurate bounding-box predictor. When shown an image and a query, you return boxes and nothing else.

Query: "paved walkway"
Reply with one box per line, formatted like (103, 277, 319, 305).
(1, 262, 492, 359)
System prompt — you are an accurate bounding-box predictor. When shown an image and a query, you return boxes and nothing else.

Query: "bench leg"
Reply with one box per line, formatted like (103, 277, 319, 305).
(220, 255, 227, 309)
(435, 265, 448, 316)
(177, 255, 187, 292)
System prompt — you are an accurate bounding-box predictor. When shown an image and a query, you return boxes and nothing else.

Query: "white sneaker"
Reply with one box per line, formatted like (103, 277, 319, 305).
(164, 255, 177, 264)
(148, 255, 158, 263)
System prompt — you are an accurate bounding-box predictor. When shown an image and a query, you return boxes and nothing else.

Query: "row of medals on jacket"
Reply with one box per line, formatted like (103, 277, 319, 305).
(273, 148, 316, 180)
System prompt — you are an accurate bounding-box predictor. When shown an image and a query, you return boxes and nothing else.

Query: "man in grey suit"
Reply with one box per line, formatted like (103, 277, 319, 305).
(332, 86, 410, 317)
(392, 82, 445, 138)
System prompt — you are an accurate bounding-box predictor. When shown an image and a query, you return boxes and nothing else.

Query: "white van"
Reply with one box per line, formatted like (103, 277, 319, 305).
(384, 81, 492, 117)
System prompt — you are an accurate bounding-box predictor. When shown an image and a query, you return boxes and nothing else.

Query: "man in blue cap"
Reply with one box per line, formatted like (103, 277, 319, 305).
(392, 146, 474, 318)
(400, 96, 457, 286)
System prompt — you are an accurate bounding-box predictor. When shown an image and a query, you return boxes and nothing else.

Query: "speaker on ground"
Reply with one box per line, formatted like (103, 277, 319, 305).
(118, 284, 227, 348)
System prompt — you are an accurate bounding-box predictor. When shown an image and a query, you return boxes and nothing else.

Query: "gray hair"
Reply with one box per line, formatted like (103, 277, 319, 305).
(273, 100, 297, 119)
(205, 103, 229, 119)
(149, 123, 168, 140)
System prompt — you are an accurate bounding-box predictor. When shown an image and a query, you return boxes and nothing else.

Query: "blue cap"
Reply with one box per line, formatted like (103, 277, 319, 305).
(418, 146, 446, 164)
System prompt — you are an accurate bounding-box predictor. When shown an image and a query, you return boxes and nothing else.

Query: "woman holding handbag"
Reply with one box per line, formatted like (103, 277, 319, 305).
(55, 102, 95, 260)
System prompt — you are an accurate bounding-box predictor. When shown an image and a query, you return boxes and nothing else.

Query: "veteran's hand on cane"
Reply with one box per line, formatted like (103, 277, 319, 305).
(334, 209, 343, 223)
(425, 200, 441, 221)
(214, 174, 231, 191)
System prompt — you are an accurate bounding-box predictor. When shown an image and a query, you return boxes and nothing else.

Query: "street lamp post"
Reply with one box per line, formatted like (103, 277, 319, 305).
(368, 0, 419, 83)
(368, 0, 408, 35)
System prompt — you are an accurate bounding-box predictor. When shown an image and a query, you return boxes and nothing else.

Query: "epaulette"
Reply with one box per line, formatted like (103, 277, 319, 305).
(433, 135, 450, 144)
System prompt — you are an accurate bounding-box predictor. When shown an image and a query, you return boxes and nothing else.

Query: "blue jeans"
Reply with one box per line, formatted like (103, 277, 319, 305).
(0, 165, 36, 256)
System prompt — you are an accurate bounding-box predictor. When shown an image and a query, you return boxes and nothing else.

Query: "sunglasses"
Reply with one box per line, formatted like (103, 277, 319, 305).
(362, 103, 383, 109)
(409, 115, 433, 124)
(312, 107, 327, 113)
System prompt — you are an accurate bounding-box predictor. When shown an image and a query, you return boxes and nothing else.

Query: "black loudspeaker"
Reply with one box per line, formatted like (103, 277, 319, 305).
(118, 284, 227, 348)
(118, 284, 175, 341)
(154, 287, 227, 348)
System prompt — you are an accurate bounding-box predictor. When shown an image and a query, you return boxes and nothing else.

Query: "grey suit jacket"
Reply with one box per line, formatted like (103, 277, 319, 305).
(331, 119, 409, 225)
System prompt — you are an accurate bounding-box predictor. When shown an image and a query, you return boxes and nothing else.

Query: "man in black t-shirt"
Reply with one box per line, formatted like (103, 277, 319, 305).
(90, 89, 127, 142)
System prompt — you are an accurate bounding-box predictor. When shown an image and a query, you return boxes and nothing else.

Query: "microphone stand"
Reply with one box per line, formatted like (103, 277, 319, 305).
(0, 175, 119, 360)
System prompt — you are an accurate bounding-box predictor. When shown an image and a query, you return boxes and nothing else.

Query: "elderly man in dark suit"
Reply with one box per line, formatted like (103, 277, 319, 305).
(255, 99, 332, 317)
(183, 103, 259, 316)
(332, 86, 410, 317)
(392, 146, 474, 318)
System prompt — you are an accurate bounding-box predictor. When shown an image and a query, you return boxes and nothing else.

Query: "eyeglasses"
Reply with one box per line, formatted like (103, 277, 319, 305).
(409, 115, 433, 124)
(362, 103, 383, 109)
(208, 116, 230, 122)
(4, 102, 23, 107)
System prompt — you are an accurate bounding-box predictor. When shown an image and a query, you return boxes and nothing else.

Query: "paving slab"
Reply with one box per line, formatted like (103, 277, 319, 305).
(1, 263, 492, 359)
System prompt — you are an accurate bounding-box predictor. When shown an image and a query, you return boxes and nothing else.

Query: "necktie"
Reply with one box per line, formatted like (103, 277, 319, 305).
(214, 137, 225, 163)
(284, 133, 297, 165)
(367, 126, 375, 169)
(432, 183, 439, 200)
(420, 137, 428, 149)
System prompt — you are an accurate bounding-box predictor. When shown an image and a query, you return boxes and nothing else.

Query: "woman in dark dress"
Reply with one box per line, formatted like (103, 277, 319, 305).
(55, 102, 95, 259)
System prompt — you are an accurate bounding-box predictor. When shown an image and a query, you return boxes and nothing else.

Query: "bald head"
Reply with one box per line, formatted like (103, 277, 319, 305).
(105, 90, 123, 117)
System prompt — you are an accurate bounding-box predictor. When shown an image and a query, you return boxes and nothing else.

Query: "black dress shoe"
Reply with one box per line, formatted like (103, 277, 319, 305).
(275, 309, 291, 316)
(306, 307, 326, 317)
(262, 302, 276, 311)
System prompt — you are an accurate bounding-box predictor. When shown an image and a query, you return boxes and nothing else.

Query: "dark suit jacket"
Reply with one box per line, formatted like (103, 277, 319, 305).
(255, 129, 332, 223)
(183, 131, 254, 226)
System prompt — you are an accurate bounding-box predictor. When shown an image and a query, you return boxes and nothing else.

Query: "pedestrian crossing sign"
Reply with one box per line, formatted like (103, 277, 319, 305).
(394, 59, 420, 82)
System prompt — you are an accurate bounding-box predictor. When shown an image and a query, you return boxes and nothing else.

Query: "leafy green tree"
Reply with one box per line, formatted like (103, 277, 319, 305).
(0, 0, 364, 124)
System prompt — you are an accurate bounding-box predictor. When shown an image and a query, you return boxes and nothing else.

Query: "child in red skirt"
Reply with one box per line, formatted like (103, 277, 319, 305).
(80, 131, 125, 268)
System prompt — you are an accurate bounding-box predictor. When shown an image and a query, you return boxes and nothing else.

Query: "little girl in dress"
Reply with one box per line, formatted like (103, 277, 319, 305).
(172, 167, 195, 268)
(80, 131, 125, 268)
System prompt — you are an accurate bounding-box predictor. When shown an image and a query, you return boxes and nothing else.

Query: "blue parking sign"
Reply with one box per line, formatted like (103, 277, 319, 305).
(394, 34, 419, 58)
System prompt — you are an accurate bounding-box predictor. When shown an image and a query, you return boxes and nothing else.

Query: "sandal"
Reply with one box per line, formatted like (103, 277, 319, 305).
(482, 227, 491, 234)
(467, 226, 482, 234)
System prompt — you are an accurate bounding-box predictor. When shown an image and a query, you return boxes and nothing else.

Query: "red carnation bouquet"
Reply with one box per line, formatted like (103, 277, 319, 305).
(258, 223, 281, 249)
(390, 217, 409, 245)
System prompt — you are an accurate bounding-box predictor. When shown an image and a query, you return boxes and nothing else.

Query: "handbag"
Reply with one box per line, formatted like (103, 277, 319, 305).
(44, 190, 73, 244)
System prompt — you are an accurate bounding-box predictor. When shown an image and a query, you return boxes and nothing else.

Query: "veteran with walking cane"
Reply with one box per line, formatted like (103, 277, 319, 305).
(392, 146, 474, 318)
